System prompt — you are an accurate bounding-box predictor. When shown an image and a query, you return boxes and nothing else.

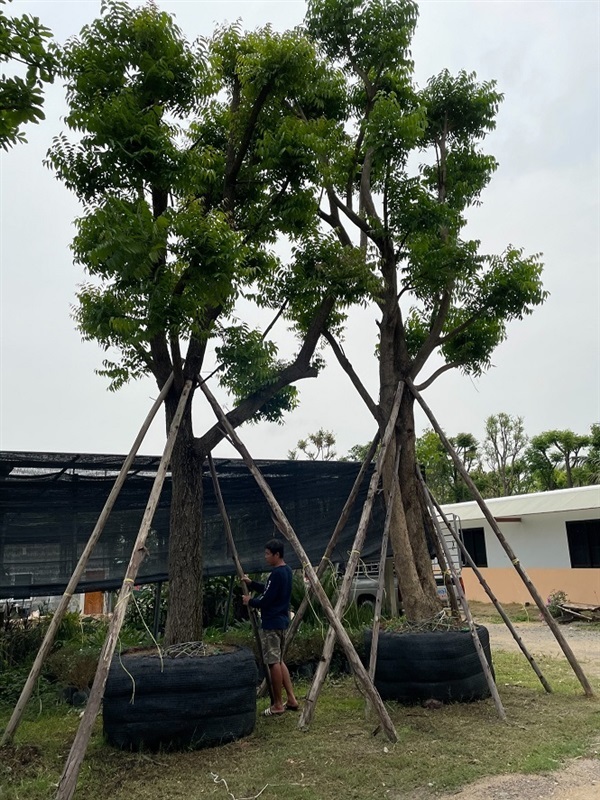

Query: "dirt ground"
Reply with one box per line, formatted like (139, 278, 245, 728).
(406, 622, 600, 800)
(486, 620, 600, 679)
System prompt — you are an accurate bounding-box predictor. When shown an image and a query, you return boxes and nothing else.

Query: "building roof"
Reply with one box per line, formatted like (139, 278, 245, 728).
(441, 485, 600, 523)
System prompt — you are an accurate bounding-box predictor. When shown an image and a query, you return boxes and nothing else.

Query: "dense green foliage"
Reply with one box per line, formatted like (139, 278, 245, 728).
(0, 0, 56, 149)
(48, 0, 552, 632)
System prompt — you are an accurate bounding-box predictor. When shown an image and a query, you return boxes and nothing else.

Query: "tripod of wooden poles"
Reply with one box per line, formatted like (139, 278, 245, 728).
(0, 372, 594, 800)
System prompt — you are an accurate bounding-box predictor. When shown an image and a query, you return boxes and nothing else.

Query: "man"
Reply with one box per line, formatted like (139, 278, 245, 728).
(242, 538, 299, 716)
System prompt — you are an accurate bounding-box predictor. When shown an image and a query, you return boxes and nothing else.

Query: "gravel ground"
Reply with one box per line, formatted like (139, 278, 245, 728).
(404, 622, 600, 800)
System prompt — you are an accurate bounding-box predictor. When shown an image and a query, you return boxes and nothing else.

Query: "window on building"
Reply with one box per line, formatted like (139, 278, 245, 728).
(566, 519, 600, 568)
(462, 527, 488, 568)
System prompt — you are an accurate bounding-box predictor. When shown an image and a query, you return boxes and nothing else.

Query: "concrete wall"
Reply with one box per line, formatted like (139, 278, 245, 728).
(463, 567, 599, 606)
(461, 507, 599, 605)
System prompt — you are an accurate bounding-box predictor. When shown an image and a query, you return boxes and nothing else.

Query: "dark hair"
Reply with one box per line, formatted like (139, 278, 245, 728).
(264, 538, 284, 558)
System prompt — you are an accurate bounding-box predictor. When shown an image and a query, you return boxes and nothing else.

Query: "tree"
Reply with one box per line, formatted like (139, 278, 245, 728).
(416, 429, 453, 503)
(344, 441, 377, 463)
(482, 412, 529, 496)
(50, 1, 366, 644)
(289, 0, 547, 621)
(289, 428, 337, 460)
(0, 0, 57, 149)
(583, 424, 600, 484)
(416, 429, 484, 503)
(527, 429, 591, 490)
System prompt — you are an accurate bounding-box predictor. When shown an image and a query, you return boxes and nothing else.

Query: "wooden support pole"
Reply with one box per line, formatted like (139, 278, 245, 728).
(56, 379, 193, 800)
(366, 469, 400, 710)
(207, 454, 274, 703)
(1, 374, 174, 747)
(298, 381, 405, 732)
(256, 432, 380, 700)
(285, 433, 380, 645)
(408, 378, 595, 699)
(418, 468, 507, 721)
(199, 379, 398, 743)
(427, 491, 553, 694)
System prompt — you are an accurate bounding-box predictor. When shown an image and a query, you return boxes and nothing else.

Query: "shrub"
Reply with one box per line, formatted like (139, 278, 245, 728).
(547, 590, 568, 619)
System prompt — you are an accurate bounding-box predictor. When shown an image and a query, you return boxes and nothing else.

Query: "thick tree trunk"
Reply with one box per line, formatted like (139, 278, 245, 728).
(163, 386, 204, 645)
(380, 390, 441, 622)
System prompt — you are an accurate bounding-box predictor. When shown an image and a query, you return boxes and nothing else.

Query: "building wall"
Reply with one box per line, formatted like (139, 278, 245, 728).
(469, 508, 598, 570)
(463, 567, 600, 606)
(459, 504, 599, 605)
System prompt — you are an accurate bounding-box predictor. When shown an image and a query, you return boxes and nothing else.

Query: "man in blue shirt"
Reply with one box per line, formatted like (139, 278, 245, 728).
(242, 538, 299, 716)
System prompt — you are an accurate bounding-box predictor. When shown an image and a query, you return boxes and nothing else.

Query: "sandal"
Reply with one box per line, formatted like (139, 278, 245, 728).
(263, 706, 286, 717)
(285, 703, 300, 711)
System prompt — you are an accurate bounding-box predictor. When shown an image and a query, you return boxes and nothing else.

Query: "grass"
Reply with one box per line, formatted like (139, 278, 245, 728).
(1, 649, 599, 800)
(468, 600, 545, 624)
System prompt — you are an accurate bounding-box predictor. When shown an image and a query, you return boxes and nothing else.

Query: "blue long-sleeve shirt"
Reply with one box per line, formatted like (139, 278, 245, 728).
(248, 564, 293, 630)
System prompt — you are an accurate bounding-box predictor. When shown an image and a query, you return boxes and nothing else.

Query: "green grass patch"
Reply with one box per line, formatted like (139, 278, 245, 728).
(469, 600, 543, 624)
(1, 648, 599, 800)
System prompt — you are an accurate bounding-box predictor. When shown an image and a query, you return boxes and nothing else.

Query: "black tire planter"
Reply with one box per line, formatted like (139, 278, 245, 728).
(364, 626, 494, 704)
(103, 645, 257, 751)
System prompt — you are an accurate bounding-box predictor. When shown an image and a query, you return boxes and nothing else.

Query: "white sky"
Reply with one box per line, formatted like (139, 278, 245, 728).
(0, 0, 598, 462)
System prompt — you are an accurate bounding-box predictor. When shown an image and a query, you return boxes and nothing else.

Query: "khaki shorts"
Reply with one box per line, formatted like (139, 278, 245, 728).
(260, 629, 285, 665)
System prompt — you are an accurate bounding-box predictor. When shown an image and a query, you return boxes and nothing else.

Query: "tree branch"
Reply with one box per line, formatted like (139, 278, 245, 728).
(194, 296, 336, 455)
(414, 361, 461, 392)
(224, 80, 274, 210)
(411, 283, 454, 375)
(322, 329, 382, 425)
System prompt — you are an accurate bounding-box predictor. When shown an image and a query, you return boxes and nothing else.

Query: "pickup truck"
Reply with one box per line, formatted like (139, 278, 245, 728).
(349, 514, 464, 610)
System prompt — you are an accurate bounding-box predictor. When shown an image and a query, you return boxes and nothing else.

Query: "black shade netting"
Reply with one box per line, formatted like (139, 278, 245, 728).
(0, 451, 387, 599)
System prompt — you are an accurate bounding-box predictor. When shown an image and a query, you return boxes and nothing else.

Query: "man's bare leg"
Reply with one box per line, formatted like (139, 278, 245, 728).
(280, 661, 298, 708)
(268, 663, 285, 712)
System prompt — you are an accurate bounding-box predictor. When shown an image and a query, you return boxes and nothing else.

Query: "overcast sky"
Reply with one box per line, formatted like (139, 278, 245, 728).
(0, 0, 598, 463)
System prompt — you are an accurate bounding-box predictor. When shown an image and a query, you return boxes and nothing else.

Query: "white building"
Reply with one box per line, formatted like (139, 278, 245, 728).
(442, 485, 600, 606)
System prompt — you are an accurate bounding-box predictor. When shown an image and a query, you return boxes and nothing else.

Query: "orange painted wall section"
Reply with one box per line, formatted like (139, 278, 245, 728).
(462, 568, 600, 606)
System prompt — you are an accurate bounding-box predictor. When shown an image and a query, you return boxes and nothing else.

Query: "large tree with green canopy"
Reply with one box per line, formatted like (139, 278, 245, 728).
(49, 0, 366, 644)
(276, 0, 548, 621)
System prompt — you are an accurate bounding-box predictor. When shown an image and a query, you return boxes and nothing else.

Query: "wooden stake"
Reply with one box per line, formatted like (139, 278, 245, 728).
(199, 379, 398, 743)
(408, 378, 595, 699)
(56, 379, 193, 800)
(207, 454, 274, 703)
(367, 447, 401, 686)
(427, 490, 553, 694)
(285, 433, 379, 644)
(298, 381, 405, 732)
(0, 374, 174, 748)
(366, 469, 400, 719)
(256, 432, 380, 700)
(418, 468, 507, 721)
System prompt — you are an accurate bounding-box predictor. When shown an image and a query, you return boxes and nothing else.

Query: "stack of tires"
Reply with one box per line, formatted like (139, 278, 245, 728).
(364, 626, 494, 704)
(103, 645, 257, 751)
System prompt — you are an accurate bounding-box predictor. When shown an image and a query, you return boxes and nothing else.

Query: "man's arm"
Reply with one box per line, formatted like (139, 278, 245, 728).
(248, 571, 281, 610)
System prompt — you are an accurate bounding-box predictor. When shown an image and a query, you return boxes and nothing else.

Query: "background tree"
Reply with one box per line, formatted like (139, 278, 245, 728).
(449, 432, 481, 501)
(527, 429, 591, 490)
(583, 424, 600, 484)
(344, 441, 377, 463)
(0, 0, 56, 149)
(415, 429, 454, 503)
(50, 1, 365, 644)
(289, 428, 337, 460)
(482, 412, 529, 496)
(288, 0, 547, 621)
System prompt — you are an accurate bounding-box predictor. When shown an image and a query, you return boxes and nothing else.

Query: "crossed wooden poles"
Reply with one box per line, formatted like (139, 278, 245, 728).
(0, 373, 594, 800)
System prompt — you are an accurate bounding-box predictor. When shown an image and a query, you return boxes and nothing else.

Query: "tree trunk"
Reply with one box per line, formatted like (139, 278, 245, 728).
(381, 392, 441, 622)
(163, 386, 204, 645)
